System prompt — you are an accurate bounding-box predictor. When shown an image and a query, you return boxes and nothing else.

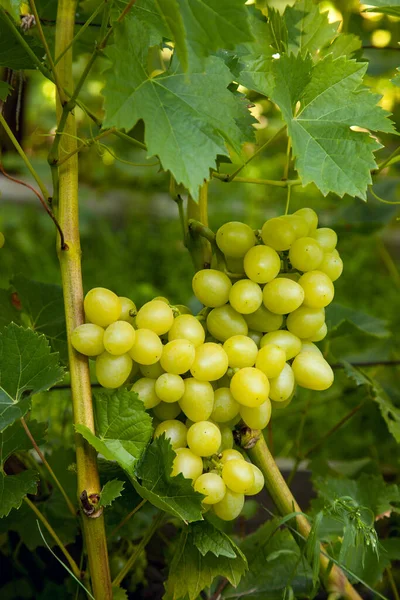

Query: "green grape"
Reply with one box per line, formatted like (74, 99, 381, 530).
(298, 270, 334, 308)
(216, 221, 256, 258)
(293, 208, 318, 234)
(225, 255, 245, 274)
(175, 304, 193, 315)
(244, 245, 281, 284)
(283, 214, 309, 239)
(292, 351, 334, 390)
(219, 449, 244, 464)
(103, 321, 136, 355)
(71, 323, 105, 356)
(187, 421, 221, 456)
(179, 378, 214, 421)
(119, 296, 137, 325)
(84, 287, 122, 327)
(96, 352, 132, 388)
(247, 330, 263, 346)
(262, 278, 305, 315)
(153, 401, 181, 420)
(136, 300, 174, 335)
(289, 237, 324, 272)
(312, 227, 337, 252)
(129, 329, 163, 365)
(211, 388, 240, 422)
(255, 343, 286, 378)
(155, 373, 185, 403)
(261, 217, 296, 251)
(154, 419, 187, 449)
(192, 269, 232, 307)
(223, 335, 258, 368)
(286, 306, 325, 339)
(301, 341, 322, 354)
(230, 367, 269, 408)
(222, 459, 254, 494)
(269, 363, 295, 402)
(213, 489, 244, 521)
(218, 424, 234, 452)
(206, 305, 248, 342)
(244, 306, 283, 333)
(160, 339, 196, 374)
(229, 280, 263, 314)
(190, 342, 229, 381)
(307, 322, 327, 342)
(246, 464, 265, 496)
(153, 296, 170, 304)
(260, 330, 302, 360)
(172, 448, 203, 481)
(194, 473, 226, 504)
(140, 361, 165, 379)
(0, 232, 5, 248)
(319, 250, 343, 281)
(240, 399, 271, 430)
(168, 314, 205, 347)
(131, 377, 161, 409)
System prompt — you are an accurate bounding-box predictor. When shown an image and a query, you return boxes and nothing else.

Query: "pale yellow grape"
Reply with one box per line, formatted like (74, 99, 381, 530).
(172, 448, 203, 481)
(131, 377, 161, 409)
(160, 339, 196, 374)
(260, 331, 302, 360)
(218, 424, 234, 452)
(229, 279, 263, 314)
(240, 399, 271, 429)
(261, 217, 296, 251)
(154, 419, 187, 449)
(194, 473, 226, 504)
(244, 245, 281, 284)
(219, 449, 244, 464)
(292, 351, 334, 390)
(312, 227, 337, 252)
(223, 335, 258, 368)
(155, 373, 185, 403)
(192, 269, 232, 307)
(255, 344, 286, 378)
(298, 271, 334, 308)
(244, 305, 283, 333)
(230, 367, 269, 408)
(293, 208, 318, 234)
(103, 321, 136, 355)
(84, 287, 121, 327)
(319, 250, 343, 281)
(119, 296, 137, 325)
(190, 343, 229, 381)
(283, 214, 309, 239)
(262, 278, 305, 315)
(153, 401, 181, 420)
(187, 421, 221, 456)
(246, 465, 265, 496)
(140, 361, 165, 379)
(136, 300, 174, 335)
(307, 322, 328, 342)
(179, 378, 214, 421)
(289, 237, 324, 272)
(269, 363, 295, 402)
(206, 305, 248, 342)
(222, 459, 254, 494)
(211, 388, 240, 422)
(286, 306, 325, 339)
(168, 314, 205, 347)
(129, 329, 163, 365)
(213, 489, 244, 520)
(301, 342, 322, 354)
(71, 323, 105, 356)
(96, 352, 132, 388)
(216, 221, 256, 258)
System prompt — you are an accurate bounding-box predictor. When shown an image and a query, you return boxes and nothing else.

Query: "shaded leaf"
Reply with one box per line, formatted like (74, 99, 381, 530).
(0, 80, 12, 101)
(0, 470, 38, 518)
(100, 479, 125, 508)
(362, 1, 400, 17)
(326, 303, 390, 339)
(0, 420, 47, 465)
(0, 287, 21, 329)
(191, 521, 237, 558)
(284, 0, 339, 58)
(0, 11, 45, 69)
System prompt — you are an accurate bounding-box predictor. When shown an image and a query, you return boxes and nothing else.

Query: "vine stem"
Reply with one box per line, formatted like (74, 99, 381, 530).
(56, 128, 116, 166)
(187, 182, 212, 269)
(24, 497, 81, 579)
(212, 173, 302, 187)
(110, 499, 147, 538)
(20, 417, 76, 517)
(54, 2, 112, 598)
(247, 434, 363, 600)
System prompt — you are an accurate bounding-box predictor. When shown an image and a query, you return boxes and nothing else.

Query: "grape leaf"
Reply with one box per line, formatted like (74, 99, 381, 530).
(75, 389, 153, 475)
(112, 586, 128, 600)
(284, 0, 339, 58)
(361, 1, 400, 17)
(191, 521, 238, 558)
(0, 11, 45, 69)
(321, 33, 362, 60)
(0, 80, 12, 101)
(154, 0, 188, 71)
(0, 470, 38, 518)
(0, 420, 47, 465)
(102, 18, 254, 198)
(100, 479, 125, 508)
(326, 303, 390, 338)
(133, 434, 203, 523)
(164, 522, 247, 600)
(0, 324, 64, 432)
(0, 0, 21, 21)
(13, 276, 68, 363)
(0, 288, 21, 329)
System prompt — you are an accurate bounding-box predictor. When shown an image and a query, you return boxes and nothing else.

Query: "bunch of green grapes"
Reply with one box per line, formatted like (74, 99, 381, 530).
(71, 207, 342, 521)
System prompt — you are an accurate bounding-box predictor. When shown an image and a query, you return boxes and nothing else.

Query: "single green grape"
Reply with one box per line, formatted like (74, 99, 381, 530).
(213, 489, 244, 521)
(139, 361, 165, 379)
(192, 269, 232, 307)
(269, 363, 295, 402)
(223, 335, 258, 369)
(293, 208, 318, 234)
(168, 314, 205, 347)
(318, 250, 343, 281)
(244, 245, 281, 284)
(218, 424, 234, 452)
(160, 339, 196, 374)
(292, 351, 334, 391)
(211, 387, 240, 422)
(129, 329, 163, 365)
(103, 321, 136, 355)
(172, 448, 203, 481)
(240, 399, 271, 430)
(119, 296, 137, 325)
(222, 459, 254, 494)
(216, 221, 256, 258)
(260, 330, 302, 361)
(246, 464, 265, 496)
(261, 217, 296, 251)
(298, 270, 334, 308)
(194, 473, 226, 504)
(84, 287, 122, 327)
(190, 343, 229, 382)
(262, 278, 305, 315)
(154, 419, 187, 449)
(255, 343, 286, 378)
(307, 322, 327, 342)
(229, 279, 263, 314)
(289, 237, 324, 272)
(286, 306, 325, 339)
(175, 304, 193, 315)
(153, 401, 181, 420)
(206, 305, 248, 342)
(312, 227, 337, 252)
(225, 255, 245, 275)
(244, 305, 283, 333)
(283, 214, 309, 239)
(131, 377, 161, 409)
(187, 421, 221, 456)
(179, 378, 214, 422)
(96, 352, 132, 388)
(230, 367, 269, 408)
(301, 341, 322, 354)
(219, 449, 244, 464)
(136, 300, 174, 335)
(71, 323, 105, 356)
(155, 373, 185, 403)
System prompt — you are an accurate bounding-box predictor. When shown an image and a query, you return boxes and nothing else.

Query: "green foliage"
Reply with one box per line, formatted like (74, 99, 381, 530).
(0, 81, 12, 101)
(0, 10, 45, 69)
(362, 1, 400, 17)
(0, 288, 21, 329)
(326, 303, 390, 339)
(100, 479, 125, 508)
(0, 419, 47, 463)
(0, 471, 38, 518)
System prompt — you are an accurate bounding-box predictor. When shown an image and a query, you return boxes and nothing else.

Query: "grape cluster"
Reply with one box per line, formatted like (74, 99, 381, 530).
(71, 208, 342, 521)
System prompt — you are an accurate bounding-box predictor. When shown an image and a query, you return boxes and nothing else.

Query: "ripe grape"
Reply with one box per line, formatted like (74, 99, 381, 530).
(153, 401, 181, 420)
(103, 321, 136, 355)
(194, 473, 226, 504)
(213, 489, 244, 520)
(211, 388, 240, 422)
(260, 330, 302, 360)
(179, 378, 214, 421)
(301, 342, 322, 354)
(292, 351, 334, 390)
(269, 363, 295, 402)
(223, 335, 258, 369)
(286, 306, 325, 339)
(96, 352, 132, 388)
(307, 322, 327, 342)
(168, 314, 205, 347)
(160, 339, 196, 374)
(240, 399, 271, 429)
(131, 377, 161, 409)
(172, 448, 203, 481)
(261, 217, 296, 251)
(262, 278, 305, 315)
(206, 305, 248, 342)
(247, 330, 263, 346)
(129, 329, 163, 365)
(319, 250, 343, 281)
(312, 227, 337, 252)
(289, 237, 324, 272)
(71, 323, 105, 356)
(293, 208, 318, 234)
(190, 343, 229, 381)
(255, 344, 286, 378)
(222, 459, 254, 494)
(244, 305, 283, 333)
(218, 424, 234, 452)
(119, 297, 137, 325)
(154, 420, 187, 449)
(155, 373, 185, 403)
(230, 367, 269, 407)
(283, 214, 309, 239)
(219, 449, 243, 464)
(136, 300, 174, 335)
(216, 221, 256, 258)
(192, 269, 232, 307)
(298, 270, 334, 308)
(246, 464, 265, 495)
(244, 245, 281, 284)
(229, 279, 263, 314)
(187, 421, 221, 456)
(84, 287, 121, 327)
(140, 361, 165, 379)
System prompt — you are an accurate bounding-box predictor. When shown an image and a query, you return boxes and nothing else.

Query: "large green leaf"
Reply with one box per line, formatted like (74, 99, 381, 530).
(326, 303, 390, 339)
(75, 389, 153, 475)
(0, 324, 64, 432)
(0, 470, 38, 518)
(191, 521, 238, 558)
(284, 0, 339, 57)
(0, 420, 47, 465)
(102, 18, 254, 198)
